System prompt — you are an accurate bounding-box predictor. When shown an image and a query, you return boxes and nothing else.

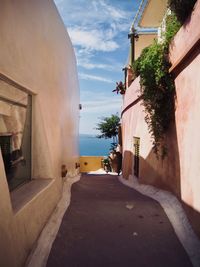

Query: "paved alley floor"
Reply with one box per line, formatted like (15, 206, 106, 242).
(46, 174, 192, 267)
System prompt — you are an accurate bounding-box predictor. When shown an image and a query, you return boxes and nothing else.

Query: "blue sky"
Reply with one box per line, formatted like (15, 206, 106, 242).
(54, 0, 141, 134)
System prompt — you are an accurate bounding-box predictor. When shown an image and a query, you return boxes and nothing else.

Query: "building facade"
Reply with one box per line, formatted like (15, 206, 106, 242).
(0, 1, 80, 266)
(121, 0, 200, 237)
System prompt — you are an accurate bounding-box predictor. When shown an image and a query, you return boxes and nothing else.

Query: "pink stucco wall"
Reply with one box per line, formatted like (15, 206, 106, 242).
(169, 0, 200, 67)
(122, 0, 200, 236)
(169, 0, 200, 225)
(122, 77, 143, 179)
(122, 78, 180, 195)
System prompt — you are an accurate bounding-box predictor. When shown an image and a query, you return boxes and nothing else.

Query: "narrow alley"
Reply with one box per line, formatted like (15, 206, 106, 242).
(46, 174, 192, 267)
(1, 1, 200, 267)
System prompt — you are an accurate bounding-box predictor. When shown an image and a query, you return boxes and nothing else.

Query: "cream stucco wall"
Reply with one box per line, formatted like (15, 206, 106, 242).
(0, 1, 79, 266)
(139, 0, 168, 28)
(135, 34, 157, 60)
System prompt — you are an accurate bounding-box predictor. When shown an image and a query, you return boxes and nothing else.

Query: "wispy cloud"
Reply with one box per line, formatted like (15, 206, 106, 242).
(54, 0, 138, 134)
(99, 1, 128, 20)
(54, 0, 134, 70)
(68, 27, 119, 52)
(77, 57, 122, 71)
(55, 0, 132, 28)
(81, 96, 122, 113)
(79, 73, 113, 83)
(78, 61, 112, 70)
(79, 91, 122, 133)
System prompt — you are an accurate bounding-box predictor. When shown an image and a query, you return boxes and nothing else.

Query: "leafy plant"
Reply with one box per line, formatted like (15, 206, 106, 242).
(132, 13, 181, 157)
(96, 114, 120, 144)
(164, 13, 181, 45)
(168, 0, 197, 24)
(112, 81, 126, 95)
(103, 157, 110, 165)
(102, 157, 111, 173)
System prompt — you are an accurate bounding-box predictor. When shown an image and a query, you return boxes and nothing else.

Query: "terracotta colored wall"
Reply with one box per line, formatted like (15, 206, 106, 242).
(0, 1, 79, 266)
(122, 0, 200, 236)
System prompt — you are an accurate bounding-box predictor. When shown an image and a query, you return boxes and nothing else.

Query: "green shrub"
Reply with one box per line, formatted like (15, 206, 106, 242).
(164, 13, 181, 45)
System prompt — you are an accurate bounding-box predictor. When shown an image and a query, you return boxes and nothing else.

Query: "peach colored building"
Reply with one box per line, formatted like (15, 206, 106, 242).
(0, 1, 79, 266)
(121, 0, 200, 237)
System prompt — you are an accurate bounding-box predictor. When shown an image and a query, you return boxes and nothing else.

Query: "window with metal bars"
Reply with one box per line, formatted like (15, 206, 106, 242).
(133, 136, 140, 177)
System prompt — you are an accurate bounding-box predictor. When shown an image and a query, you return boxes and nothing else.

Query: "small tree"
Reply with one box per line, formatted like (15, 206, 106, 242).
(96, 114, 120, 144)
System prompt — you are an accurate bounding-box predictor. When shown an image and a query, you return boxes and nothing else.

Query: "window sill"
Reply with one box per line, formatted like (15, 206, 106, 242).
(10, 178, 54, 214)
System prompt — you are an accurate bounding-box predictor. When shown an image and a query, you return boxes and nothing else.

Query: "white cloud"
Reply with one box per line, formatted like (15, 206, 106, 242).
(82, 99, 121, 113)
(78, 61, 112, 70)
(80, 90, 122, 112)
(77, 58, 122, 71)
(54, 0, 137, 134)
(81, 98, 122, 113)
(68, 27, 119, 52)
(54, 0, 133, 70)
(79, 73, 113, 83)
(54, 0, 132, 29)
(79, 94, 122, 134)
(99, 1, 128, 20)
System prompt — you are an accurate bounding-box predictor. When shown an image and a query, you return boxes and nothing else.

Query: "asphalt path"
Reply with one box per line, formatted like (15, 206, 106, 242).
(46, 173, 192, 267)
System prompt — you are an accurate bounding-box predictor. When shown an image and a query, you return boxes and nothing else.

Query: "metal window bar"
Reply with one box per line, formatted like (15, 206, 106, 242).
(133, 137, 140, 177)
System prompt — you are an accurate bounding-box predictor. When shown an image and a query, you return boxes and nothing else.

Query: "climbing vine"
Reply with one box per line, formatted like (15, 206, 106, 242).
(132, 13, 181, 157)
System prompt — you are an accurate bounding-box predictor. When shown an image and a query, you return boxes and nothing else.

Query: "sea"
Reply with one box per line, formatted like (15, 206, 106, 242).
(79, 134, 112, 156)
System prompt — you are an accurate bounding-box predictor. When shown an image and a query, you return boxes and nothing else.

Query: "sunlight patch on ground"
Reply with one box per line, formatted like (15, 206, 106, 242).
(87, 168, 119, 175)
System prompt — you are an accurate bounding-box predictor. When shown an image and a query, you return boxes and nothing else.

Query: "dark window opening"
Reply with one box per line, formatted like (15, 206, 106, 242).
(0, 82, 32, 191)
(133, 136, 140, 177)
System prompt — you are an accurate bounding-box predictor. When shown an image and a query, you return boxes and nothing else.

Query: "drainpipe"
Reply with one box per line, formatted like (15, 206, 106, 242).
(128, 26, 139, 65)
(122, 67, 128, 89)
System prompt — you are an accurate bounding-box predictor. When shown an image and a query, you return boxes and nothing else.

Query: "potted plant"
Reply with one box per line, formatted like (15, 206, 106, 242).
(112, 81, 126, 95)
(102, 157, 111, 173)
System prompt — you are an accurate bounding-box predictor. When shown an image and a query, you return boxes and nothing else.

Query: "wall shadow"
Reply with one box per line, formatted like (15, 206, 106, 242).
(183, 201, 200, 238)
(142, 120, 181, 197)
(122, 120, 200, 238)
